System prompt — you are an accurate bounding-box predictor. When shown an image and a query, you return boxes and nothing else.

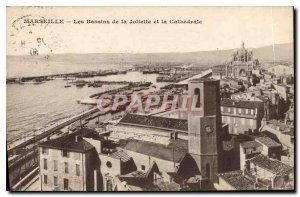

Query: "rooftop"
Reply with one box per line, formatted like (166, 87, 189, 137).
(119, 139, 188, 163)
(189, 78, 218, 83)
(240, 141, 262, 149)
(217, 170, 267, 190)
(221, 98, 263, 109)
(109, 150, 132, 162)
(250, 154, 293, 175)
(255, 137, 281, 148)
(39, 131, 95, 153)
(265, 119, 294, 136)
(119, 113, 188, 132)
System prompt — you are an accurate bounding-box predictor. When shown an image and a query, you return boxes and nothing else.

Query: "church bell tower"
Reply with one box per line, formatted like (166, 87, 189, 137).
(188, 78, 222, 183)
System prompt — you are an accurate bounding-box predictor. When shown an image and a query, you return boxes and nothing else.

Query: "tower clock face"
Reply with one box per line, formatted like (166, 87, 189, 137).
(205, 125, 213, 134)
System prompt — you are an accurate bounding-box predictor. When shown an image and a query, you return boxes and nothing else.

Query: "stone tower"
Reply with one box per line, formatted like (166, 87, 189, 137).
(188, 78, 222, 183)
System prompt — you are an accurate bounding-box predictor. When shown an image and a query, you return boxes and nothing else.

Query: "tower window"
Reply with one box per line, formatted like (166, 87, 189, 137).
(206, 164, 211, 179)
(106, 161, 112, 168)
(194, 88, 201, 108)
(141, 165, 146, 170)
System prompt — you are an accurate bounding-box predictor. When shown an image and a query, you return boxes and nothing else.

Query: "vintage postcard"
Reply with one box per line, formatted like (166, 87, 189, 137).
(6, 7, 294, 191)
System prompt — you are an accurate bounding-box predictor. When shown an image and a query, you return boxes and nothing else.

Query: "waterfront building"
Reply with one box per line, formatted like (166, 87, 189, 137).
(38, 131, 100, 191)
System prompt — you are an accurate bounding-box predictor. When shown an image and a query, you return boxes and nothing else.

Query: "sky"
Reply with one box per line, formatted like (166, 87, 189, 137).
(7, 7, 293, 55)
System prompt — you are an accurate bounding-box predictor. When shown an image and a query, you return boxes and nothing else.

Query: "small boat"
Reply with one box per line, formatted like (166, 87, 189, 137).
(77, 97, 98, 105)
(76, 83, 85, 87)
(21, 80, 45, 84)
(64, 82, 71, 88)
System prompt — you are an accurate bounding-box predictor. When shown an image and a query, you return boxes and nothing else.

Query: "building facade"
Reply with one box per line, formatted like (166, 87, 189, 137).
(38, 133, 100, 191)
(221, 99, 264, 135)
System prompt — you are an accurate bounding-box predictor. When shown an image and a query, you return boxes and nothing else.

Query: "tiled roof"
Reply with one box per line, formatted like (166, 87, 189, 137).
(217, 170, 267, 190)
(118, 172, 160, 191)
(240, 141, 262, 149)
(221, 98, 263, 109)
(156, 182, 181, 191)
(255, 137, 281, 148)
(110, 150, 132, 162)
(39, 132, 95, 153)
(265, 120, 294, 136)
(119, 114, 188, 132)
(250, 154, 293, 175)
(120, 139, 187, 163)
(120, 171, 147, 178)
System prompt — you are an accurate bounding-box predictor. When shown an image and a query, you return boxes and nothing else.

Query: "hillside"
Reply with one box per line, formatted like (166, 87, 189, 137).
(7, 43, 293, 78)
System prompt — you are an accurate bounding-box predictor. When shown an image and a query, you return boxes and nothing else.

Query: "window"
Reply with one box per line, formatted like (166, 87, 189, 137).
(42, 147, 48, 154)
(76, 164, 80, 176)
(251, 109, 255, 115)
(43, 158, 47, 170)
(62, 150, 69, 158)
(74, 152, 80, 160)
(54, 176, 58, 186)
(206, 164, 211, 179)
(44, 175, 48, 184)
(234, 108, 238, 115)
(238, 108, 242, 114)
(246, 109, 249, 114)
(241, 118, 245, 125)
(64, 162, 69, 174)
(106, 161, 112, 168)
(227, 116, 231, 122)
(63, 178, 69, 190)
(221, 106, 224, 112)
(141, 165, 146, 170)
(194, 88, 201, 108)
(54, 160, 58, 171)
(250, 119, 255, 127)
(106, 179, 113, 191)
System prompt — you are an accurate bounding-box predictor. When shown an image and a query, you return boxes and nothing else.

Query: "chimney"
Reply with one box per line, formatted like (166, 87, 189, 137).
(75, 135, 81, 142)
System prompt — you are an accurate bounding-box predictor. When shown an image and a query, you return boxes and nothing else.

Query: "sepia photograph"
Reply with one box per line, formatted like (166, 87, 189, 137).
(6, 6, 294, 191)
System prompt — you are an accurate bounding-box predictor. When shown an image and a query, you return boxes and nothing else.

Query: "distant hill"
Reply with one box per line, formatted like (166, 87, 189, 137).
(7, 43, 293, 68)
